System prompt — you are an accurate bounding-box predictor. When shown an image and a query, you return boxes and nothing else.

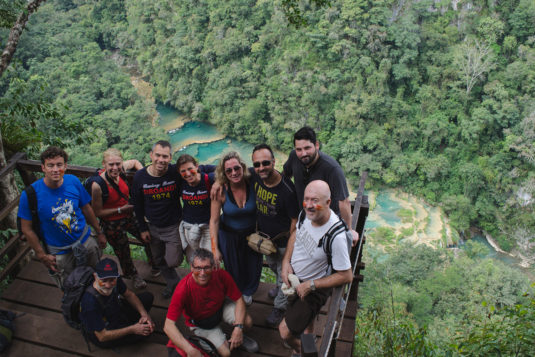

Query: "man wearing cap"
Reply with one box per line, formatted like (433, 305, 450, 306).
(79, 258, 155, 349)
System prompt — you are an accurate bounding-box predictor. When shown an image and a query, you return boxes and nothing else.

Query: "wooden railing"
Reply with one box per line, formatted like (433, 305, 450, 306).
(0, 153, 140, 282)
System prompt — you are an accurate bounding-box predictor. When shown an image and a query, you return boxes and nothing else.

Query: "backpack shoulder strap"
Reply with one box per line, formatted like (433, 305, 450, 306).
(204, 173, 211, 193)
(20, 185, 49, 253)
(93, 175, 110, 203)
(317, 220, 348, 270)
(297, 210, 306, 229)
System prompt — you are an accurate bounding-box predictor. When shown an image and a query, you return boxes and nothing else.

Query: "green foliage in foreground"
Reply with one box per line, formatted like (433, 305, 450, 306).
(356, 243, 532, 355)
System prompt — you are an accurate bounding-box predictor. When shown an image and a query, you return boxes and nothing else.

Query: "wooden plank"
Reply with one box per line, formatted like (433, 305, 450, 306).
(6, 341, 78, 357)
(10, 312, 168, 356)
(0, 193, 20, 222)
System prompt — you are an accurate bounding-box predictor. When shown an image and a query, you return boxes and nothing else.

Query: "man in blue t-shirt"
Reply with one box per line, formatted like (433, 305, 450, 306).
(18, 146, 105, 288)
(80, 258, 155, 348)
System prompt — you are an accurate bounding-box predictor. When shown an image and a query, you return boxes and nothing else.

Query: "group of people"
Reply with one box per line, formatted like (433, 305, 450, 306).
(17, 126, 357, 357)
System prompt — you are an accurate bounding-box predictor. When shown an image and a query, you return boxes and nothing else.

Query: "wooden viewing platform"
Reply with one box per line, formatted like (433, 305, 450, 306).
(0, 153, 369, 356)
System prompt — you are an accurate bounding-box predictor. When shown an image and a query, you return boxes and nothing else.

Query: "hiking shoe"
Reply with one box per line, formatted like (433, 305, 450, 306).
(151, 268, 161, 277)
(240, 334, 259, 353)
(243, 295, 253, 306)
(268, 287, 278, 299)
(132, 274, 147, 290)
(266, 307, 285, 327)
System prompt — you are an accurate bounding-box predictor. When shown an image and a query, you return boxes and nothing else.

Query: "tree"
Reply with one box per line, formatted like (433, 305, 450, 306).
(454, 38, 495, 95)
(0, 0, 47, 229)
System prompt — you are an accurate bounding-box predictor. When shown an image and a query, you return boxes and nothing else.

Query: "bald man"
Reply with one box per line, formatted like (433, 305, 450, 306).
(279, 180, 353, 355)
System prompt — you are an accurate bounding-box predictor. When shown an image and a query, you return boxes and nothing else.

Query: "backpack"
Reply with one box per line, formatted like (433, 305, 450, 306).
(0, 309, 17, 352)
(83, 169, 129, 204)
(61, 265, 100, 329)
(174, 335, 220, 357)
(297, 210, 352, 272)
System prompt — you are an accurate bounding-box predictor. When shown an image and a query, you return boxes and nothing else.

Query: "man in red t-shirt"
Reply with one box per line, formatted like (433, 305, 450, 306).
(164, 249, 259, 357)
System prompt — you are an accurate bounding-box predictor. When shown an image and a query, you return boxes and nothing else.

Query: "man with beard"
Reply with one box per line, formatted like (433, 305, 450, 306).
(282, 126, 352, 228)
(250, 144, 299, 327)
(131, 140, 183, 298)
(79, 258, 155, 349)
(279, 180, 352, 356)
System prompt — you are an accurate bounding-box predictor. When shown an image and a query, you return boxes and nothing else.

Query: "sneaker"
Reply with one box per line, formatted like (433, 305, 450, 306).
(151, 268, 161, 277)
(266, 307, 285, 327)
(243, 295, 253, 306)
(268, 287, 278, 299)
(240, 334, 259, 353)
(132, 274, 147, 290)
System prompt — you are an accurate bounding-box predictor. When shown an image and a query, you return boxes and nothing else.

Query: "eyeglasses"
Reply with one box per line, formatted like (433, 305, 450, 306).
(192, 265, 213, 272)
(225, 165, 242, 174)
(253, 160, 272, 168)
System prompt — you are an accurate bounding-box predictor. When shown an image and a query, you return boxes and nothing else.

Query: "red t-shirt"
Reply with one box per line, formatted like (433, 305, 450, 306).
(166, 270, 241, 350)
(102, 175, 129, 221)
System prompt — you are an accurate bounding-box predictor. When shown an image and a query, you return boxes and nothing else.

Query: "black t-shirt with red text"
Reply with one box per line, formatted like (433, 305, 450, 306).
(131, 164, 182, 231)
(181, 172, 215, 224)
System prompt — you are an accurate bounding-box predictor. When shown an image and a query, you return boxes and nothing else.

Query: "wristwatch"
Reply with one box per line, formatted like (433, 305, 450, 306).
(310, 279, 316, 291)
(233, 324, 244, 329)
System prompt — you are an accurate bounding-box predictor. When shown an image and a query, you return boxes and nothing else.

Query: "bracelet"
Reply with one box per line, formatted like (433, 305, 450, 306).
(117, 207, 121, 214)
(233, 324, 244, 329)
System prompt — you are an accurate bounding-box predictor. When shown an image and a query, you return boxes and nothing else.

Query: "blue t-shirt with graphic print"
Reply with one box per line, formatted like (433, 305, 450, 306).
(18, 174, 91, 252)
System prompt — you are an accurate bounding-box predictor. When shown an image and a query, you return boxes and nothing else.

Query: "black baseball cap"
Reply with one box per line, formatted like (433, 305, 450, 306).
(95, 258, 120, 279)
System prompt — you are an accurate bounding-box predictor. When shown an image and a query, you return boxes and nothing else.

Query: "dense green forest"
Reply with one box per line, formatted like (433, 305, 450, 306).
(1, 0, 535, 354)
(121, 0, 535, 256)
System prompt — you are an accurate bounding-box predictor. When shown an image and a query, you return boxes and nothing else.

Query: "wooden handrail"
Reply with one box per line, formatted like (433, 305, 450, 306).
(0, 152, 26, 181)
(316, 172, 369, 357)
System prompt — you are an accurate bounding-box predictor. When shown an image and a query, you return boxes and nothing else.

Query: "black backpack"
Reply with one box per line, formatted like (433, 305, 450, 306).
(61, 265, 101, 329)
(297, 210, 352, 272)
(83, 169, 109, 203)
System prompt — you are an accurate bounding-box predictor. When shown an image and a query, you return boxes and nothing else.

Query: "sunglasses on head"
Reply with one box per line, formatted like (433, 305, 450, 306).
(225, 165, 242, 174)
(253, 160, 272, 168)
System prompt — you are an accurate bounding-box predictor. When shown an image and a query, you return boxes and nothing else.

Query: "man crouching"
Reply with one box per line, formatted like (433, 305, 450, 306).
(164, 248, 259, 357)
(279, 180, 353, 356)
(79, 258, 155, 348)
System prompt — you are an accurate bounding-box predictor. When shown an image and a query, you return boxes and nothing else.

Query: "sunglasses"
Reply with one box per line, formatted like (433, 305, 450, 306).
(253, 160, 272, 168)
(225, 165, 242, 174)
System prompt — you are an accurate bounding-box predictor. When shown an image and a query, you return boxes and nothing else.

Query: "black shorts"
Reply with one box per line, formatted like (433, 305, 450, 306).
(285, 288, 330, 336)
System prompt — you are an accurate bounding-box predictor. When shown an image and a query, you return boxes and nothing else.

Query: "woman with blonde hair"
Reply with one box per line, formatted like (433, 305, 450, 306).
(209, 151, 261, 305)
(90, 148, 153, 289)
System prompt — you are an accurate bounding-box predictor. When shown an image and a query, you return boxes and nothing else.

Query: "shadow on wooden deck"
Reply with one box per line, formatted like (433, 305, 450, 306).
(0, 257, 355, 357)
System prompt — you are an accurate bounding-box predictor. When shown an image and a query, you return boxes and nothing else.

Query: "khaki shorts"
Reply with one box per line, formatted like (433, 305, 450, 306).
(190, 300, 236, 348)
